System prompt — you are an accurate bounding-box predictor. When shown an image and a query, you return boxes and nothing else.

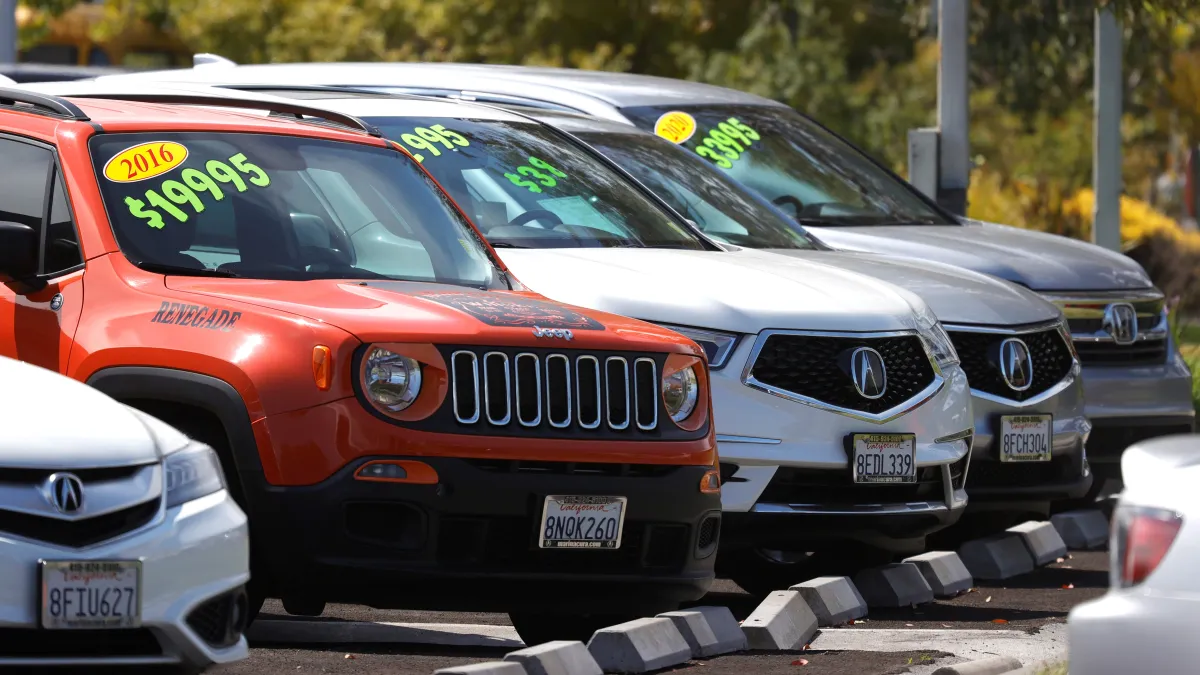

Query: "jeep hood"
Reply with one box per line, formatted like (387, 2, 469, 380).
(494, 247, 922, 334)
(804, 220, 1153, 292)
(766, 249, 1062, 326)
(163, 278, 698, 353)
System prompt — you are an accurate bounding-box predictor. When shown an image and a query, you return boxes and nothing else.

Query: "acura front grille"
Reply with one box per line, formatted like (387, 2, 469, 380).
(451, 349, 660, 433)
(948, 326, 1075, 401)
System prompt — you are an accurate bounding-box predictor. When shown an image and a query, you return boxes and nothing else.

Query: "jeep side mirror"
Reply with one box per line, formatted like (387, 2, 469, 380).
(0, 221, 39, 281)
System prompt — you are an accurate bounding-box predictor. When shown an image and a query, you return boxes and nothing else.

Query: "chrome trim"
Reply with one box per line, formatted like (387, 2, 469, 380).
(605, 356, 630, 430)
(576, 355, 601, 430)
(1039, 289, 1165, 306)
(515, 352, 542, 427)
(451, 350, 480, 424)
(634, 357, 658, 431)
(545, 354, 572, 429)
(934, 429, 974, 444)
(1069, 328, 1168, 343)
(944, 321, 1082, 407)
(482, 351, 511, 426)
(740, 329, 944, 424)
(716, 434, 782, 445)
(751, 501, 951, 516)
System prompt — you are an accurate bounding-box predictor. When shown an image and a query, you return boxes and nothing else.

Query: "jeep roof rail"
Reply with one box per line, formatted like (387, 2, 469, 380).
(0, 87, 90, 121)
(63, 92, 382, 137)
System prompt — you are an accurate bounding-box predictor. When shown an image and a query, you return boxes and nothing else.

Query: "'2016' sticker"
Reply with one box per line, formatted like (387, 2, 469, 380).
(694, 117, 761, 169)
(504, 156, 567, 194)
(103, 142, 189, 183)
(117, 148, 271, 230)
(654, 111, 697, 144)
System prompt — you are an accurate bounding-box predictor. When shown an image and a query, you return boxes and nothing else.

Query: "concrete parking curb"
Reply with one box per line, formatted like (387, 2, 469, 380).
(902, 551, 973, 597)
(790, 576, 868, 626)
(586, 617, 692, 673)
(435, 662, 528, 675)
(1051, 509, 1110, 549)
(741, 590, 818, 650)
(658, 606, 747, 657)
(1007, 521, 1068, 566)
(854, 563, 934, 607)
(930, 655, 1023, 674)
(958, 533, 1036, 580)
(503, 640, 603, 675)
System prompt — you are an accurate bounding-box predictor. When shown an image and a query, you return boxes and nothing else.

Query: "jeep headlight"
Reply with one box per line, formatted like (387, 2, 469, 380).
(363, 347, 423, 412)
(913, 304, 959, 368)
(662, 366, 699, 423)
(656, 324, 739, 369)
(165, 445, 226, 508)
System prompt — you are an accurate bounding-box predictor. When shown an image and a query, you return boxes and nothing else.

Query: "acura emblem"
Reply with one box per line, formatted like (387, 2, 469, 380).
(46, 472, 84, 514)
(1103, 303, 1138, 345)
(998, 338, 1034, 392)
(849, 347, 887, 399)
(532, 325, 573, 340)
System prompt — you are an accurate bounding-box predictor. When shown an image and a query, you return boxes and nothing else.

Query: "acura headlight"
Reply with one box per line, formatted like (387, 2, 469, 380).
(656, 324, 739, 369)
(165, 445, 226, 508)
(912, 303, 959, 368)
(662, 366, 699, 423)
(363, 347, 423, 412)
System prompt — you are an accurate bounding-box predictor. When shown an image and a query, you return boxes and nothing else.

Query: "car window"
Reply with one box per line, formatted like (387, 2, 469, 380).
(88, 132, 502, 287)
(620, 104, 954, 226)
(363, 116, 707, 250)
(573, 130, 817, 250)
(0, 138, 83, 276)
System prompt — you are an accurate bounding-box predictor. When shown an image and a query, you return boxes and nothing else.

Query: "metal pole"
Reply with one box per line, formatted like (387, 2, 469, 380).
(0, 0, 16, 65)
(937, 0, 969, 216)
(1093, 8, 1122, 252)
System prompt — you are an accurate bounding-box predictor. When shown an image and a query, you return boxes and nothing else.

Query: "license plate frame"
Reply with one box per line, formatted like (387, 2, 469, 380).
(851, 433, 918, 484)
(39, 559, 143, 630)
(538, 495, 628, 550)
(999, 414, 1053, 463)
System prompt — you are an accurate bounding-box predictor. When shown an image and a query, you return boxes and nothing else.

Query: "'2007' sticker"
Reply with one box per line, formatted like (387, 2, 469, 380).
(113, 146, 271, 230)
(103, 142, 190, 183)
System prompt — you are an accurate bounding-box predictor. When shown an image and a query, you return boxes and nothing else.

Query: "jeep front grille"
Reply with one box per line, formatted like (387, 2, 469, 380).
(451, 349, 659, 433)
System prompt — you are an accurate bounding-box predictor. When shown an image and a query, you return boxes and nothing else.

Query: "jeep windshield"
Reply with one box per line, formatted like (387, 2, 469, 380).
(619, 104, 955, 227)
(89, 132, 504, 288)
(362, 117, 708, 250)
(568, 128, 817, 250)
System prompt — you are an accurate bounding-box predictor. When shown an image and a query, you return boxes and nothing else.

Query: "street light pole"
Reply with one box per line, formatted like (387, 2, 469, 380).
(937, 0, 969, 216)
(0, 0, 16, 65)
(1093, 7, 1123, 252)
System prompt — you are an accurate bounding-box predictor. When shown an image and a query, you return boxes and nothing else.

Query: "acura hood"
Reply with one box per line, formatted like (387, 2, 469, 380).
(766, 250, 1062, 326)
(496, 247, 923, 334)
(0, 358, 164, 468)
(805, 220, 1153, 292)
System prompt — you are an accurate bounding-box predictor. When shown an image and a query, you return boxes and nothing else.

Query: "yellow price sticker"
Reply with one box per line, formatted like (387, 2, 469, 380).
(103, 141, 189, 183)
(653, 111, 698, 145)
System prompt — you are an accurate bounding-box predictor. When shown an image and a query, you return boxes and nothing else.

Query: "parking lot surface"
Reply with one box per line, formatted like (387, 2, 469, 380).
(212, 551, 1105, 674)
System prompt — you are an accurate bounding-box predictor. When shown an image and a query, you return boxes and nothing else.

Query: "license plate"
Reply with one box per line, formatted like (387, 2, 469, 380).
(538, 495, 627, 549)
(999, 414, 1053, 462)
(40, 560, 142, 629)
(852, 433, 917, 483)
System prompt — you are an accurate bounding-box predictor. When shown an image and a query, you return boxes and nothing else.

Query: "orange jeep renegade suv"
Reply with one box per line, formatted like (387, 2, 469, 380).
(0, 89, 721, 643)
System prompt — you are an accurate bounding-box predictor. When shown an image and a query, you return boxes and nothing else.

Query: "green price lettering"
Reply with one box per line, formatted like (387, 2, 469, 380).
(505, 156, 568, 194)
(125, 150, 270, 229)
(395, 124, 471, 163)
(694, 116, 760, 169)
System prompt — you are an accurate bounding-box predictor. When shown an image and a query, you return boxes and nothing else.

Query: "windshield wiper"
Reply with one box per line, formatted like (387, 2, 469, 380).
(487, 241, 532, 249)
(136, 262, 242, 278)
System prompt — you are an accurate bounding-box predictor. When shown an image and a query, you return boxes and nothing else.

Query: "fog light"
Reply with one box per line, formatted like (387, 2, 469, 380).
(361, 463, 406, 480)
(354, 460, 439, 484)
(699, 469, 721, 494)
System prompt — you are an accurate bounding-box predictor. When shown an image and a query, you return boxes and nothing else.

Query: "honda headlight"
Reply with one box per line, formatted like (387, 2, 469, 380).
(656, 324, 739, 369)
(913, 304, 959, 369)
(165, 445, 226, 508)
(662, 366, 699, 423)
(363, 347, 423, 412)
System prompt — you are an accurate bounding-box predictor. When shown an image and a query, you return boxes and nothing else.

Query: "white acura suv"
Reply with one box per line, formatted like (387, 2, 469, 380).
(0, 357, 249, 669)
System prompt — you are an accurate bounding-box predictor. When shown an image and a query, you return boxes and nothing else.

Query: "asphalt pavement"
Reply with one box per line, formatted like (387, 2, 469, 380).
(213, 551, 1106, 675)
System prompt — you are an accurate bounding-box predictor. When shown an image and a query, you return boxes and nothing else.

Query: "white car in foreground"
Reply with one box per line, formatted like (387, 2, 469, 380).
(0, 357, 249, 669)
(1068, 433, 1200, 674)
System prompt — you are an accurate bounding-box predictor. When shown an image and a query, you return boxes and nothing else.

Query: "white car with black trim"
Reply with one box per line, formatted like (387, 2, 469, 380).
(20, 79, 982, 592)
(0, 356, 249, 669)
